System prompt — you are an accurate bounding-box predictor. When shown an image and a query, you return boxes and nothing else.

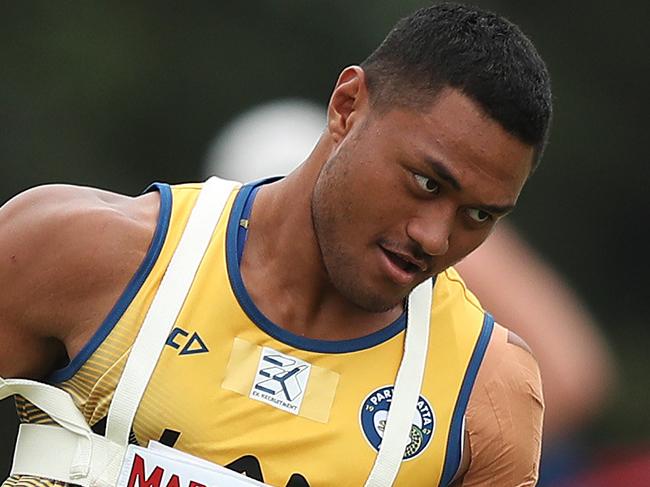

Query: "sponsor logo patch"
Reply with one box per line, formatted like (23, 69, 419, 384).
(359, 385, 435, 460)
(250, 347, 311, 415)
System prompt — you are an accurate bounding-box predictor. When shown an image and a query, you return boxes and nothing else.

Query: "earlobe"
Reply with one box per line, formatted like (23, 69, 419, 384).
(327, 66, 369, 143)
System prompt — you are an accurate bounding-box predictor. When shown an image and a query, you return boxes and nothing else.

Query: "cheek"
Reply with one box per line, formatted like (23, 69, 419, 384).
(349, 190, 405, 245)
(357, 166, 409, 222)
(320, 142, 409, 242)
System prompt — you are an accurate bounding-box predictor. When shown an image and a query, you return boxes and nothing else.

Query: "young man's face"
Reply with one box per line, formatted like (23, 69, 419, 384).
(311, 87, 534, 313)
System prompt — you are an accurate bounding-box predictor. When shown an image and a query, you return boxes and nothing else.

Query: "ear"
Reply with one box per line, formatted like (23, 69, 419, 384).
(326, 66, 370, 144)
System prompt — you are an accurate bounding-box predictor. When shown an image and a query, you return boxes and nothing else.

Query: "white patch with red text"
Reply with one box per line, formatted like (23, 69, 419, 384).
(116, 442, 270, 487)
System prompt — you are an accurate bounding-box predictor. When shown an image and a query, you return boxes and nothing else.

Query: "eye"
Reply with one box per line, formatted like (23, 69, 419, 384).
(414, 174, 440, 194)
(466, 208, 492, 223)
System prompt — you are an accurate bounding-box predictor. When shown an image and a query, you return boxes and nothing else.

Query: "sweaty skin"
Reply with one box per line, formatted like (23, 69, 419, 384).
(0, 72, 542, 485)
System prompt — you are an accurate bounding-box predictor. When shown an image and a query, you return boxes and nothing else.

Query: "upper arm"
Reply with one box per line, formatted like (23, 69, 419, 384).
(0, 184, 159, 379)
(457, 324, 544, 486)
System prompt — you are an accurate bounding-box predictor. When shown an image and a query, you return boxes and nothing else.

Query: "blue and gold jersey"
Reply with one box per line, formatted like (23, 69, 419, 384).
(6, 180, 493, 487)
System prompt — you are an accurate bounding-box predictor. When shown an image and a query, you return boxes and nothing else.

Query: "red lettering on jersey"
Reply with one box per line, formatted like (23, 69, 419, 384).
(165, 474, 181, 487)
(188, 482, 206, 487)
(128, 454, 164, 487)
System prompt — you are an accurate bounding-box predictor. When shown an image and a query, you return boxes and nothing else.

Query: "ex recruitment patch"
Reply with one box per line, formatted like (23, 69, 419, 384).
(250, 347, 312, 415)
(222, 338, 339, 424)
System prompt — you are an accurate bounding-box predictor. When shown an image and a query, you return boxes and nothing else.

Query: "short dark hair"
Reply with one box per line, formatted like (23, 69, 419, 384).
(361, 3, 552, 167)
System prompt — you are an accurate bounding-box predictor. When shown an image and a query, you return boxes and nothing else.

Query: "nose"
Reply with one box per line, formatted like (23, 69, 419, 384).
(406, 203, 455, 257)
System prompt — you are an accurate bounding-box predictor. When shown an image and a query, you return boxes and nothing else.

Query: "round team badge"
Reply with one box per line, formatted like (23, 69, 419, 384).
(359, 386, 435, 460)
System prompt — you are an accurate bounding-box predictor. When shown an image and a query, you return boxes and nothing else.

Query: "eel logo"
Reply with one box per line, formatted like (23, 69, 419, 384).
(359, 386, 435, 460)
(165, 327, 209, 356)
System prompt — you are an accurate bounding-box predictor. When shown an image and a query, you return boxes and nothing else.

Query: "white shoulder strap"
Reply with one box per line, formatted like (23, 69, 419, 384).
(106, 176, 238, 445)
(364, 278, 432, 487)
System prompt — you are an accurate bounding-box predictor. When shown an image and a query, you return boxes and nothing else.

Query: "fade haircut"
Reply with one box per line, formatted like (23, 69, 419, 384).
(361, 3, 553, 167)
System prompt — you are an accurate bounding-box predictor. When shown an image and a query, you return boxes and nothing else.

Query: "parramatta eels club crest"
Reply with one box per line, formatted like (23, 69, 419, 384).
(360, 386, 435, 460)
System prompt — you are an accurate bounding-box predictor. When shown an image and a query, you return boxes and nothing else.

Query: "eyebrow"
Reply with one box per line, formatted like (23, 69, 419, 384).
(477, 203, 516, 216)
(425, 156, 462, 191)
(424, 156, 516, 215)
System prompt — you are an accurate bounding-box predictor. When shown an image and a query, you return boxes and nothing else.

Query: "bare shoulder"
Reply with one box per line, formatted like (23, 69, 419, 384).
(0, 184, 160, 378)
(453, 323, 544, 486)
(473, 323, 540, 386)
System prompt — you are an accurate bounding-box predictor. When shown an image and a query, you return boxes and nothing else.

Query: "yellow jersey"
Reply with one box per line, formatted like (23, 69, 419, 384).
(7, 179, 494, 487)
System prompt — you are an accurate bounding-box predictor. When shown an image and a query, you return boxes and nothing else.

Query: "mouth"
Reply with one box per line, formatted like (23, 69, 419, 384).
(378, 246, 424, 285)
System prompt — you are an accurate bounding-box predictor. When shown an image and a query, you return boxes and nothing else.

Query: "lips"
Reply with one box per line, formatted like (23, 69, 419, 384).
(378, 245, 426, 285)
(384, 249, 420, 273)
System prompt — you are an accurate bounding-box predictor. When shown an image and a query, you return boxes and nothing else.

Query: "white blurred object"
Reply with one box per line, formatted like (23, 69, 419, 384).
(204, 99, 326, 182)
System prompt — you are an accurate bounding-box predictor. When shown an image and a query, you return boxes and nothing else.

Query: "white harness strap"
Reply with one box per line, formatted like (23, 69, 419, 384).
(364, 278, 432, 487)
(0, 377, 97, 480)
(106, 176, 238, 445)
(0, 377, 91, 439)
(11, 423, 124, 487)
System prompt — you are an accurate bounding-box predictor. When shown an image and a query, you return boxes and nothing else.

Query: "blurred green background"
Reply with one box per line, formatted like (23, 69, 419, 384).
(1, 0, 648, 479)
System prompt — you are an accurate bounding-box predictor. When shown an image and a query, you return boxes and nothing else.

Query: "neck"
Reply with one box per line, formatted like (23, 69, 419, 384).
(239, 137, 403, 341)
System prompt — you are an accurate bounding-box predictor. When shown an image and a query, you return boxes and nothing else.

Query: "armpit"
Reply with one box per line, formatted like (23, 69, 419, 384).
(460, 324, 544, 486)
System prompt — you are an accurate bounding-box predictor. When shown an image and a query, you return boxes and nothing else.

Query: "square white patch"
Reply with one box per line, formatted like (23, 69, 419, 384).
(250, 346, 312, 415)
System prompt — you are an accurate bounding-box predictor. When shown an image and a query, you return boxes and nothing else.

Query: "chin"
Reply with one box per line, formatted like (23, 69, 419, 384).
(321, 249, 408, 313)
(337, 280, 407, 314)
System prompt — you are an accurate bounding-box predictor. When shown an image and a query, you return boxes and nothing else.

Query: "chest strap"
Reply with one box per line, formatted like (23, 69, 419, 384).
(364, 278, 432, 487)
(106, 176, 239, 445)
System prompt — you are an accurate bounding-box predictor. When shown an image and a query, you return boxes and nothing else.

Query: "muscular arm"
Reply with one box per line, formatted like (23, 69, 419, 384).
(0, 184, 159, 379)
(452, 324, 544, 487)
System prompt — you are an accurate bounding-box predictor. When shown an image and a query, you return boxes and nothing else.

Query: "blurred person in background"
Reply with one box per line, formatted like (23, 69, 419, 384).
(1, 4, 556, 486)
(206, 98, 615, 485)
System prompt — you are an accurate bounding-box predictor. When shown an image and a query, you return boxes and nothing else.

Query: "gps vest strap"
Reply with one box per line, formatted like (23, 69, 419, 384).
(364, 277, 432, 487)
(106, 176, 238, 445)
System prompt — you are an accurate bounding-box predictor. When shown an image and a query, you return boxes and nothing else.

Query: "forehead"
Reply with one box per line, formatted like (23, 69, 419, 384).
(370, 88, 534, 198)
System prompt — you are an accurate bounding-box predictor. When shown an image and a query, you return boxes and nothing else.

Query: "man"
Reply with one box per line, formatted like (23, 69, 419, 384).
(0, 4, 550, 486)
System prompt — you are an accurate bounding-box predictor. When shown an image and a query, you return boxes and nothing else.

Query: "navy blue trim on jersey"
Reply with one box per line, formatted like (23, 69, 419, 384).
(237, 185, 261, 262)
(438, 313, 495, 487)
(225, 178, 408, 354)
(47, 183, 173, 384)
